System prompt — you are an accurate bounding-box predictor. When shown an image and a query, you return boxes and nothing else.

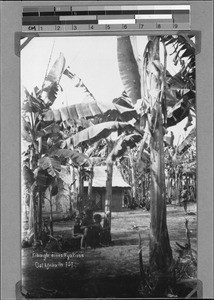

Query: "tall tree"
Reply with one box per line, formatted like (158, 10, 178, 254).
(117, 35, 196, 283)
(144, 37, 172, 272)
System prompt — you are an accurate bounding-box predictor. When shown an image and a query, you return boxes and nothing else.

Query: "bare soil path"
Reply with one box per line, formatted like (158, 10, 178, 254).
(22, 204, 197, 298)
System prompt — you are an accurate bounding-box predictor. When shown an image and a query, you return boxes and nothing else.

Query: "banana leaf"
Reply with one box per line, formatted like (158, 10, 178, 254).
(178, 127, 196, 154)
(71, 121, 135, 147)
(22, 87, 47, 113)
(38, 156, 61, 177)
(42, 101, 137, 122)
(45, 52, 66, 84)
(63, 67, 96, 101)
(49, 148, 90, 167)
(117, 36, 141, 104)
(107, 133, 142, 162)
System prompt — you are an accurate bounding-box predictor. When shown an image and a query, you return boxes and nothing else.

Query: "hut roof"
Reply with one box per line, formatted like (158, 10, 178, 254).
(85, 166, 130, 188)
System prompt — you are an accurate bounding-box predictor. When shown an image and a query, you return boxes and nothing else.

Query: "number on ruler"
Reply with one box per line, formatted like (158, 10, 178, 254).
(139, 24, 144, 29)
(73, 25, 77, 30)
(156, 24, 161, 29)
(39, 26, 43, 31)
(56, 25, 61, 30)
(28, 26, 36, 31)
(105, 25, 110, 30)
(122, 24, 127, 29)
(90, 25, 94, 30)
(173, 23, 178, 29)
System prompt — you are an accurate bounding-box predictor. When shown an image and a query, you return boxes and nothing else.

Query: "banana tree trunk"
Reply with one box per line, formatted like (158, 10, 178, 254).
(104, 161, 113, 228)
(49, 194, 54, 236)
(38, 188, 43, 240)
(29, 184, 38, 241)
(145, 37, 172, 273)
(128, 148, 137, 204)
(70, 165, 77, 209)
(150, 112, 172, 272)
(77, 166, 84, 212)
(104, 141, 114, 232)
(33, 195, 38, 241)
(88, 165, 94, 209)
(103, 161, 113, 247)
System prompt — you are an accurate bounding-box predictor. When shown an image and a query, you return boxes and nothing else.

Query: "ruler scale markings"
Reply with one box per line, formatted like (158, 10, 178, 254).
(72, 24, 89, 30)
(22, 4, 191, 31)
(89, 24, 106, 31)
(38, 25, 56, 31)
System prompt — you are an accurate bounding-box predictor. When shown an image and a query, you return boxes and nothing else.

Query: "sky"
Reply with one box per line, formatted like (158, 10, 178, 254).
(21, 36, 195, 145)
(21, 36, 126, 106)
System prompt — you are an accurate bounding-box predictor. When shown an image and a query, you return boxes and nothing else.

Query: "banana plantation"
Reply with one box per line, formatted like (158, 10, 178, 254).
(21, 35, 197, 298)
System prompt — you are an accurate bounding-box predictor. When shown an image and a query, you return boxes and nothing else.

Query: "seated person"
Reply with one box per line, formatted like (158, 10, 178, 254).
(91, 214, 103, 247)
(73, 216, 83, 236)
(101, 211, 112, 246)
(80, 208, 94, 249)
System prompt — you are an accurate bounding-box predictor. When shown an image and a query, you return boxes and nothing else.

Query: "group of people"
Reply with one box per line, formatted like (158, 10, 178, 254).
(73, 209, 110, 249)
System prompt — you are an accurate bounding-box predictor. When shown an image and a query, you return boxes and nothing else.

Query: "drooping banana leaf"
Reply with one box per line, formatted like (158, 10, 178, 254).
(42, 101, 137, 122)
(71, 121, 135, 147)
(49, 148, 90, 167)
(41, 53, 66, 105)
(36, 123, 61, 138)
(38, 156, 61, 177)
(22, 87, 47, 113)
(167, 90, 195, 127)
(177, 126, 196, 154)
(63, 67, 96, 101)
(107, 133, 142, 162)
(117, 36, 141, 104)
(45, 52, 66, 84)
(113, 91, 135, 108)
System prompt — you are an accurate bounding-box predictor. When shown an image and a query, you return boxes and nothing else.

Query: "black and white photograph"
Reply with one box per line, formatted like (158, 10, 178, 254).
(21, 35, 197, 298)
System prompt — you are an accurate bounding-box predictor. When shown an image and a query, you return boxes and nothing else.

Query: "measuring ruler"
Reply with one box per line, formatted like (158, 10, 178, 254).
(22, 4, 191, 32)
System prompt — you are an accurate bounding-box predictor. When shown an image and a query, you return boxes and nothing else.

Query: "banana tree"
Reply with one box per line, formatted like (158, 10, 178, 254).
(21, 53, 97, 240)
(22, 53, 66, 241)
(117, 35, 196, 285)
(165, 127, 196, 204)
(70, 121, 142, 233)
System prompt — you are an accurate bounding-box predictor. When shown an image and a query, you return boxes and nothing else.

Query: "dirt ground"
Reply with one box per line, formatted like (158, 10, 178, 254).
(22, 204, 197, 298)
